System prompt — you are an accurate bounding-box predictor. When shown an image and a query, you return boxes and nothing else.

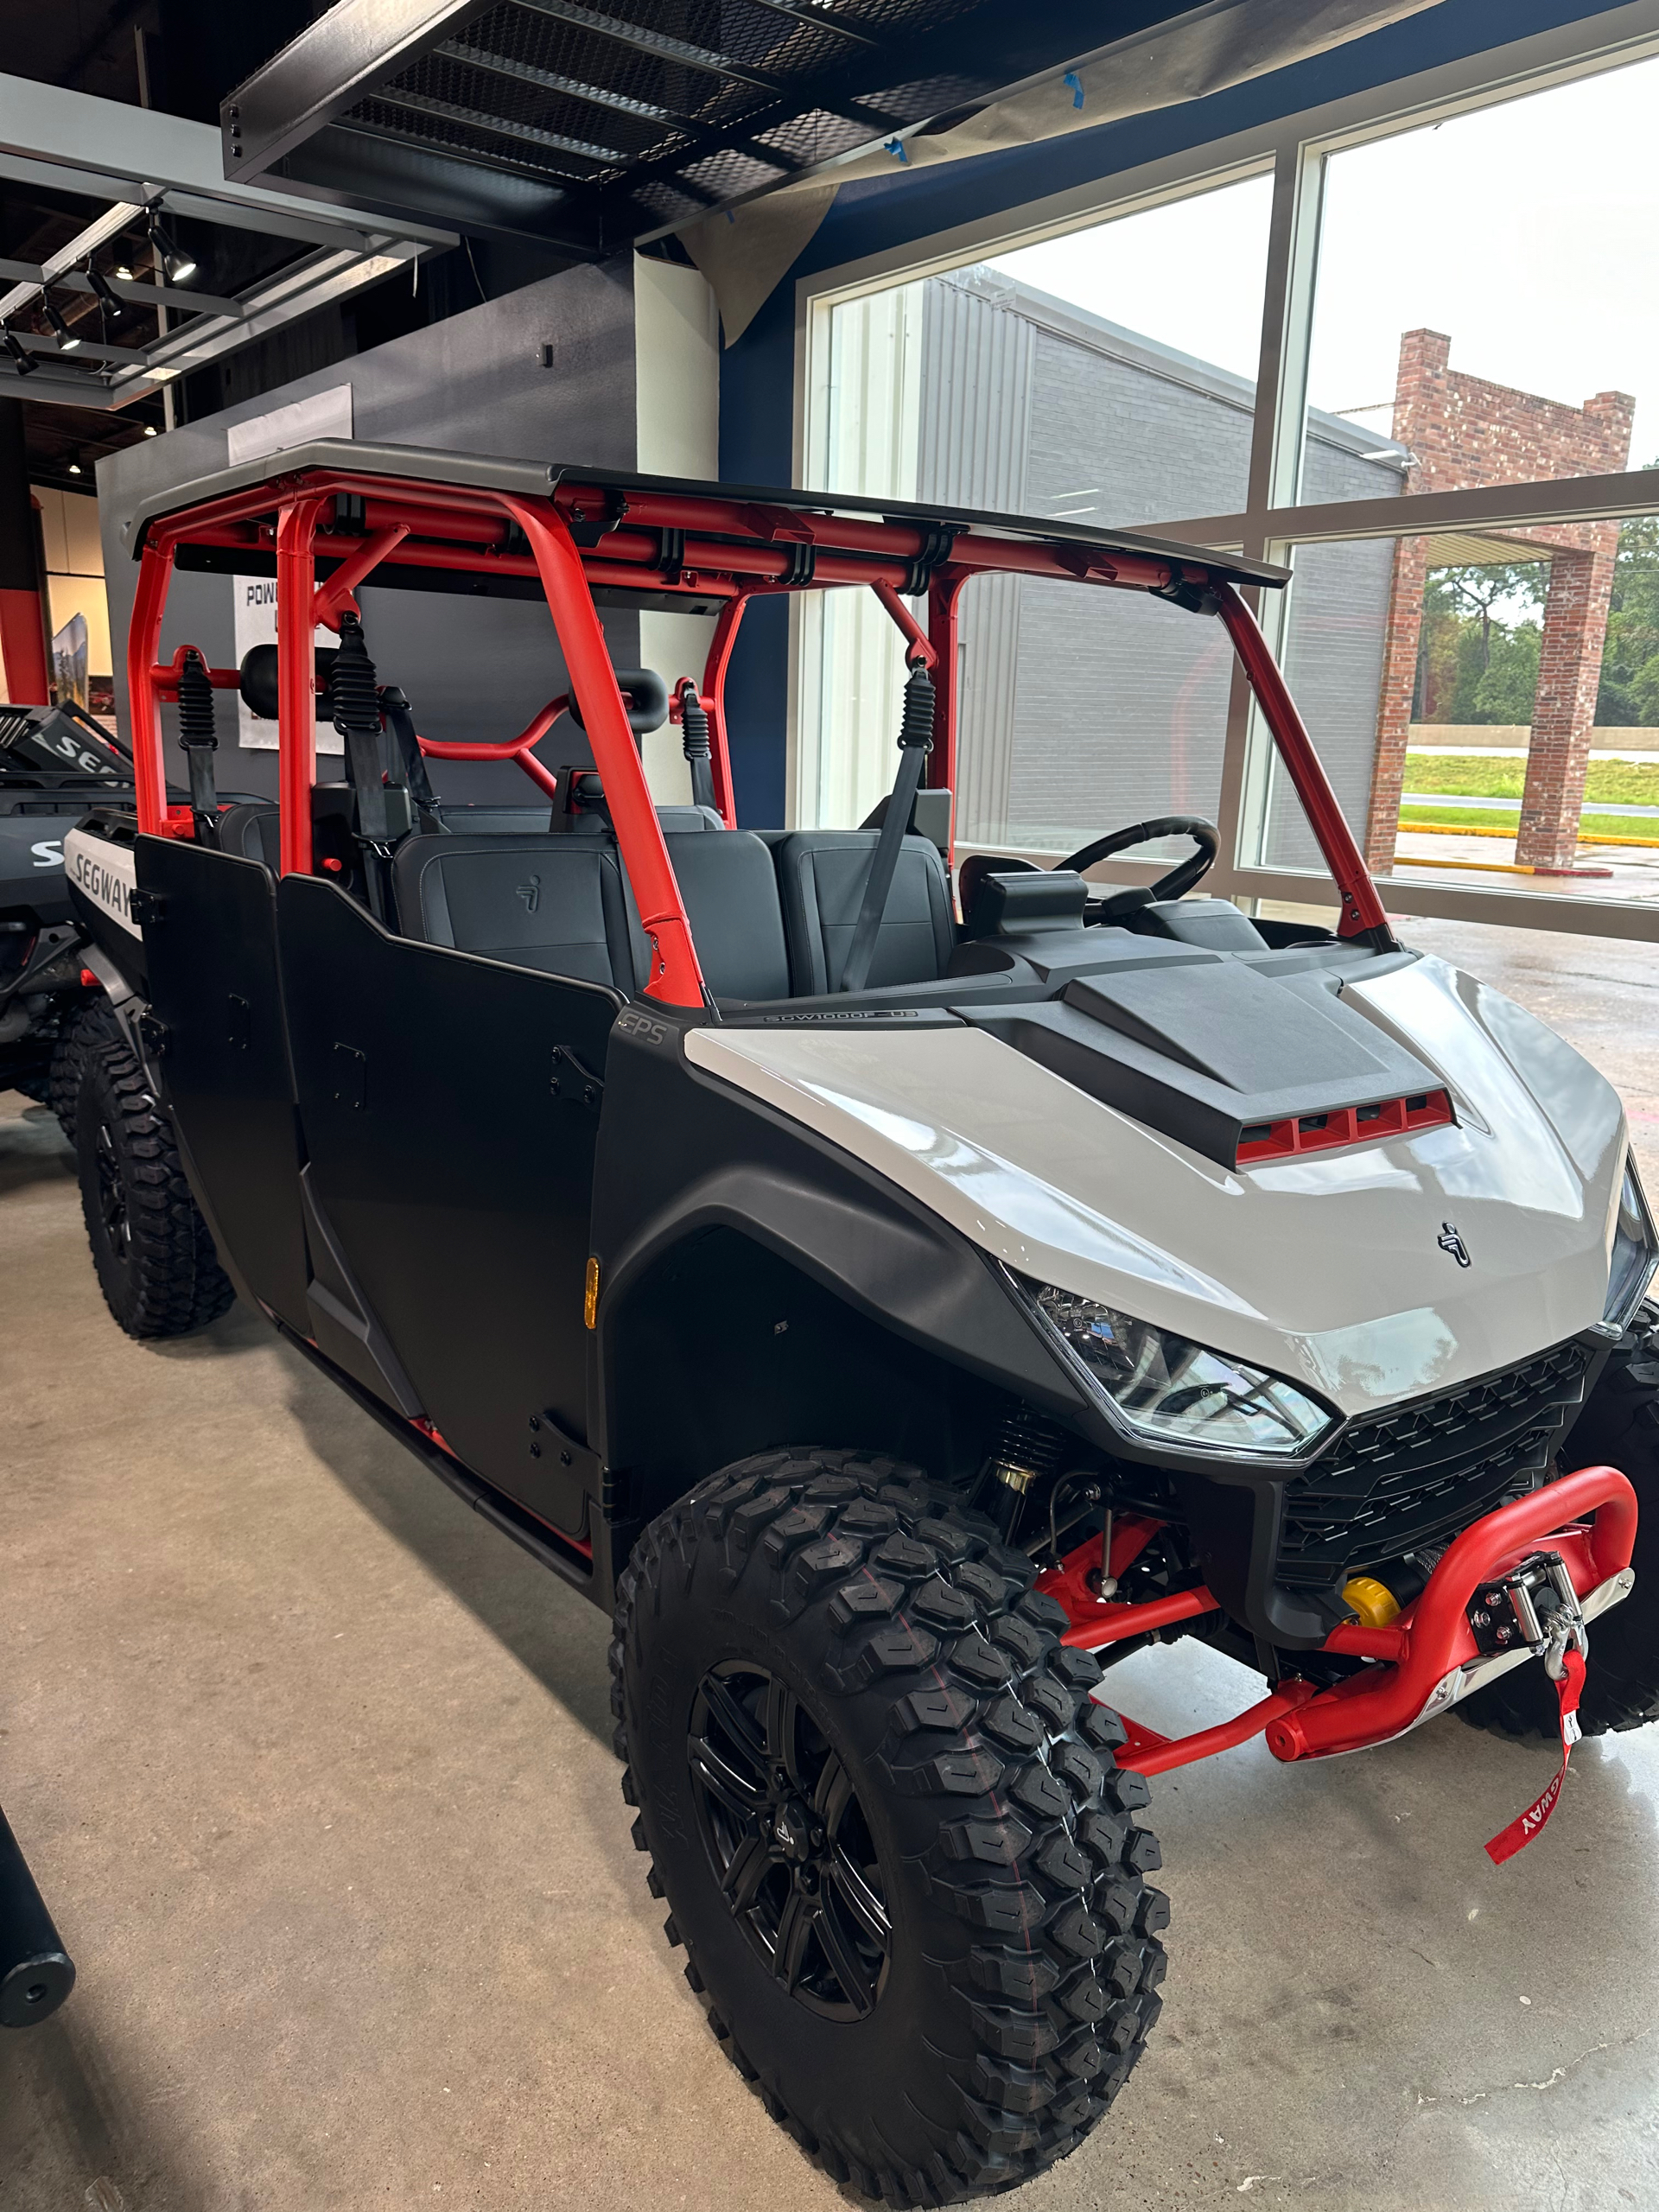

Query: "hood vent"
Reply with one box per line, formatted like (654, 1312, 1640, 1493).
(1236, 1089, 1454, 1166)
(964, 951, 1453, 1170)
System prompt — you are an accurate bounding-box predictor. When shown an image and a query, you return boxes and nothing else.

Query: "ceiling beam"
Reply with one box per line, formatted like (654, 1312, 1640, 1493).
(0, 263, 246, 318)
(0, 72, 458, 251)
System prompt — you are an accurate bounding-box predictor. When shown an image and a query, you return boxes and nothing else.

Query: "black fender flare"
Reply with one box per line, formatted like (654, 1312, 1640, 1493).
(592, 1160, 1090, 1470)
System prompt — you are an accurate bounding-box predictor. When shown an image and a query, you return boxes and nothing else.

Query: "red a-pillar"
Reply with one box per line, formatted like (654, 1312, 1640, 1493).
(0, 400, 50, 703)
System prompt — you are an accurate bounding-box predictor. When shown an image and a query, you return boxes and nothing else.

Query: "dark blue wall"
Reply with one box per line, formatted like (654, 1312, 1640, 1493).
(716, 0, 1621, 824)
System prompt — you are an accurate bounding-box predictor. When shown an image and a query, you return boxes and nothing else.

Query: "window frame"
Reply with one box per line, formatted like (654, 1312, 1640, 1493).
(792, 0, 1659, 943)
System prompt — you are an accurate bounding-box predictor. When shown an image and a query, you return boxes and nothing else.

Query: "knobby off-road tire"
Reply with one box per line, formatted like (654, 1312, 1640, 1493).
(609, 1449, 1168, 2206)
(1459, 1300, 1659, 1741)
(69, 1002, 234, 1338)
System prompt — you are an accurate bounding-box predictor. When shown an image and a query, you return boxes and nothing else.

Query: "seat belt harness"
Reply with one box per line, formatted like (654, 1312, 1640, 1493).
(379, 684, 445, 833)
(331, 611, 393, 919)
(175, 647, 219, 846)
(840, 656, 935, 994)
(677, 679, 718, 814)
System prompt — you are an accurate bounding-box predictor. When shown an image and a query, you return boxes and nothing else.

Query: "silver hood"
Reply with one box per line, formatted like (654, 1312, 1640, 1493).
(683, 954, 1629, 1419)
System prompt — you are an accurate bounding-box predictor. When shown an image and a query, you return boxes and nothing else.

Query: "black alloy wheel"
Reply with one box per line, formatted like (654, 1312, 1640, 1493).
(93, 1116, 130, 1256)
(689, 1660, 891, 2020)
(612, 1449, 1169, 2207)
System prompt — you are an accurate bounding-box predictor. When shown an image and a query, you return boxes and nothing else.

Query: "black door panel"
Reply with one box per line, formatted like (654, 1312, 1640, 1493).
(135, 836, 311, 1329)
(276, 874, 616, 1534)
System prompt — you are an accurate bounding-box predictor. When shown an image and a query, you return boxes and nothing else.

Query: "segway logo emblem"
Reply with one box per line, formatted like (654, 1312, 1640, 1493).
(516, 875, 541, 912)
(1438, 1221, 1471, 1268)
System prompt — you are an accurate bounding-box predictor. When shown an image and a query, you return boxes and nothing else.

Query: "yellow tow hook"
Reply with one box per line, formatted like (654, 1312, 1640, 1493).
(1341, 1574, 1402, 1628)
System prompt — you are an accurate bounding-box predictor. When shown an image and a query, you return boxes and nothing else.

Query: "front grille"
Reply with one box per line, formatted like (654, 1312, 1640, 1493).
(1277, 1337, 1598, 1590)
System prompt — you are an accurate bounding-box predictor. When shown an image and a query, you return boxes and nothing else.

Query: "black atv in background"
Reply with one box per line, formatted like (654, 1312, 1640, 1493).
(0, 702, 130, 1113)
(0, 702, 252, 1128)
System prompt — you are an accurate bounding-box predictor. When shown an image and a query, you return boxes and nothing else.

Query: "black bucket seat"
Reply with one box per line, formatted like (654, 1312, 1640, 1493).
(773, 830, 955, 995)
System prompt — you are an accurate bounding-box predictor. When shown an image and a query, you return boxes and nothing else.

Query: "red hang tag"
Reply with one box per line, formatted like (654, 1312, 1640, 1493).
(1484, 1645, 1586, 1866)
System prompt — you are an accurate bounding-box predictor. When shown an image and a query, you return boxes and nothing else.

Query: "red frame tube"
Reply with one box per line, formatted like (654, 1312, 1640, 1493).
(416, 695, 569, 801)
(127, 537, 176, 835)
(1122, 1684, 1318, 1778)
(276, 495, 329, 880)
(1048, 1466, 1637, 1777)
(1268, 1463, 1636, 1761)
(314, 524, 410, 631)
(926, 574, 964, 805)
(1216, 582, 1393, 942)
(121, 463, 1395, 1003)
(701, 594, 748, 827)
(502, 495, 705, 1008)
(872, 578, 938, 669)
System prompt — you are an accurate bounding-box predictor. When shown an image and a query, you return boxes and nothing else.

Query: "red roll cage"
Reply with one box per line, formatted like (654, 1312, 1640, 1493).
(124, 446, 1392, 1007)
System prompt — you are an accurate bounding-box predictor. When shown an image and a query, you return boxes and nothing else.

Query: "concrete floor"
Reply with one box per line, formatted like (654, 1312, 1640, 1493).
(3, 917, 1659, 2212)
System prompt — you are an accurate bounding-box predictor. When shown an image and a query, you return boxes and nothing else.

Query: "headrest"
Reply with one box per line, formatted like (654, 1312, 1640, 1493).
(238, 644, 339, 721)
(567, 667, 668, 736)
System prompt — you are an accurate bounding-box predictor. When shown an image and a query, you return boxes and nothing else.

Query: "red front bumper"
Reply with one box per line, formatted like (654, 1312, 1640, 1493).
(1036, 1465, 1638, 1776)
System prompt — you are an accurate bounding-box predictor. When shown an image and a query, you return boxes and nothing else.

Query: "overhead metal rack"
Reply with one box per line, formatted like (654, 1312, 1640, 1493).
(221, 0, 1172, 251)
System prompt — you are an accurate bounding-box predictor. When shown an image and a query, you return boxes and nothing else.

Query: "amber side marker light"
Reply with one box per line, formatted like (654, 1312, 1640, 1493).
(1236, 1089, 1454, 1166)
(583, 1255, 600, 1330)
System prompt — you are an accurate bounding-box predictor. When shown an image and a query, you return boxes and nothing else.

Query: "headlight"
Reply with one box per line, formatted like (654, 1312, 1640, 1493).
(1025, 1281, 1338, 1457)
(1606, 1157, 1657, 1330)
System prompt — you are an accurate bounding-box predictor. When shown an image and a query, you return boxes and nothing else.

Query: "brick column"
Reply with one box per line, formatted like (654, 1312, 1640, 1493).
(1364, 536, 1428, 874)
(1516, 532, 1618, 869)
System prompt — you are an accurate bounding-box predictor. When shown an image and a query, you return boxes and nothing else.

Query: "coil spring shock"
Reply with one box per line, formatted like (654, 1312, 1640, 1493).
(983, 1405, 1067, 1542)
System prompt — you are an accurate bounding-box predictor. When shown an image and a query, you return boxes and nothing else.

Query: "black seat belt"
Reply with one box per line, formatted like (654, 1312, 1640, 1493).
(840, 655, 935, 995)
(175, 647, 219, 847)
(331, 612, 391, 919)
(379, 684, 445, 833)
(677, 679, 718, 814)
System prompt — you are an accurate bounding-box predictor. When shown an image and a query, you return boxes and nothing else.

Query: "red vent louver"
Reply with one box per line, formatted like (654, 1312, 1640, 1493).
(1236, 1089, 1454, 1166)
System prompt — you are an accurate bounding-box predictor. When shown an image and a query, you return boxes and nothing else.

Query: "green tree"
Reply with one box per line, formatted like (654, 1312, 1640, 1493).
(1595, 491, 1659, 727)
(1414, 561, 1546, 725)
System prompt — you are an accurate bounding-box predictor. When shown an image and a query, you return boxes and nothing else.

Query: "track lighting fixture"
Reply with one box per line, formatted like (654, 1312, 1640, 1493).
(2, 326, 36, 377)
(148, 210, 196, 285)
(42, 296, 81, 352)
(86, 265, 125, 321)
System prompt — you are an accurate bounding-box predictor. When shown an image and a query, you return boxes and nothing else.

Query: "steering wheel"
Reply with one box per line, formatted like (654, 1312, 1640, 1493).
(1056, 815, 1220, 924)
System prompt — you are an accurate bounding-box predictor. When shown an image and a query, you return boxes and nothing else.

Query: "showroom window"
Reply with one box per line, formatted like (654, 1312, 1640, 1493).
(798, 29, 1659, 937)
(1298, 56, 1659, 508)
(953, 575, 1235, 859)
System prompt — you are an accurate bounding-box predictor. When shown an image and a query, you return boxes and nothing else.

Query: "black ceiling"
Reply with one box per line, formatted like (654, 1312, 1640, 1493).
(224, 0, 1190, 252)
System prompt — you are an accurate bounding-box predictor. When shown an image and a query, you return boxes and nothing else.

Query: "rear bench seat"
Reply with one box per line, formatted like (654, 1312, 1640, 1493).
(390, 824, 793, 1001)
(391, 835, 644, 987)
(254, 804, 952, 1004)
